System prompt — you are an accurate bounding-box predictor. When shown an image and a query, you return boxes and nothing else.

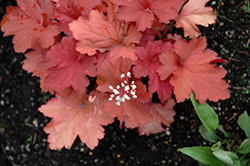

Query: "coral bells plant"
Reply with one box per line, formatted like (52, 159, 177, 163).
(1, 0, 230, 150)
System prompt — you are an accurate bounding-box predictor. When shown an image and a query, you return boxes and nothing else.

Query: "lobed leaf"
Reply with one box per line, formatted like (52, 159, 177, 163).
(54, 0, 102, 35)
(112, 0, 185, 31)
(175, 0, 217, 38)
(39, 91, 113, 150)
(69, 2, 141, 62)
(45, 37, 97, 94)
(157, 37, 230, 103)
(133, 41, 173, 102)
(97, 57, 153, 127)
(0, 0, 60, 52)
(137, 99, 176, 136)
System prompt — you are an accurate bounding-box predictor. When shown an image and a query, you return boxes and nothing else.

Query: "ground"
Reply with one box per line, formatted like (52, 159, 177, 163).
(0, 0, 249, 166)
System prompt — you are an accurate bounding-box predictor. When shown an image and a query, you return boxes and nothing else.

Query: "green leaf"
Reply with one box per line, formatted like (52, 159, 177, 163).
(238, 111, 250, 138)
(237, 138, 250, 154)
(225, 151, 241, 166)
(217, 125, 230, 138)
(241, 158, 250, 166)
(178, 147, 225, 166)
(24, 117, 31, 123)
(190, 92, 219, 134)
(212, 149, 240, 166)
(198, 161, 210, 166)
(199, 125, 217, 143)
(27, 135, 33, 142)
(211, 141, 222, 151)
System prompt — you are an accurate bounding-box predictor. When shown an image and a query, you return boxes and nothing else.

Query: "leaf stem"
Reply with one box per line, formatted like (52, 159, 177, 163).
(217, 14, 234, 24)
(162, 20, 175, 38)
(216, 134, 224, 142)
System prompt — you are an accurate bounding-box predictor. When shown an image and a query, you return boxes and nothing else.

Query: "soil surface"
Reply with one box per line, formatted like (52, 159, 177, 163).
(0, 0, 250, 166)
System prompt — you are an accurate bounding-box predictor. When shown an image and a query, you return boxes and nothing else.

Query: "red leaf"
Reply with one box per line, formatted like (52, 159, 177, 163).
(133, 41, 173, 102)
(112, 0, 185, 31)
(0, 0, 60, 52)
(69, 2, 141, 62)
(97, 57, 152, 126)
(45, 37, 96, 94)
(157, 37, 230, 103)
(39, 91, 114, 150)
(175, 0, 217, 38)
(139, 28, 157, 47)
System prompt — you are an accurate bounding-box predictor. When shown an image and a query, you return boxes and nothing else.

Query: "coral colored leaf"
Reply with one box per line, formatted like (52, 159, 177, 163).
(112, 0, 185, 31)
(22, 48, 49, 74)
(45, 37, 96, 94)
(133, 41, 173, 102)
(21, 42, 58, 93)
(175, 0, 217, 38)
(39, 91, 113, 150)
(69, 2, 141, 62)
(97, 57, 152, 126)
(22, 35, 61, 75)
(157, 37, 230, 103)
(97, 57, 134, 92)
(0, 0, 60, 52)
(138, 99, 176, 136)
(54, 0, 102, 35)
(104, 99, 153, 127)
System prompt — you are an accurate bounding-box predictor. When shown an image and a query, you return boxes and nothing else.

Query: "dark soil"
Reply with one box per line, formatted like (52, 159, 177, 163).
(0, 0, 250, 165)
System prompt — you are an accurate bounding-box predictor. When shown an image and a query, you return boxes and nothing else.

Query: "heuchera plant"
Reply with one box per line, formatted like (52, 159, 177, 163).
(1, 0, 230, 150)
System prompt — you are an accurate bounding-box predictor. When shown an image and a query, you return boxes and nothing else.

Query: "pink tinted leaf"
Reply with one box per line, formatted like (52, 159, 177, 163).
(113, 0, 185, 31)
(39, 91, 113, 150)
(138, 99, 176, 136)
(22, 48, 47, 74)
(97, 57, 152, 126)
(1, 0, 60, 52)
(133, 41, 173, 102)
(69, 2, 141, 62)
(54, 0, 102, 35)
(45, 37, 96, 94)
(157, 37, 230, 103)
(104, 100, 152, 127)
(175, 0, 217, 38)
